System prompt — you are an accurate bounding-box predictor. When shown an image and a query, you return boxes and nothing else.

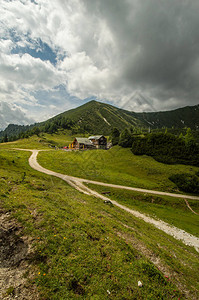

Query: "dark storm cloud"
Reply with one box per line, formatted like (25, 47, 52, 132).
(0, 102, 34, 131)
(85, 0, 199, 109)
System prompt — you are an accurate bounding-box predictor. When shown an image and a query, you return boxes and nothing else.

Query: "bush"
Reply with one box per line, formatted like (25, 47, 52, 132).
(111, 128, 120, 146)
(131, 132, 199, 166)
(169, 173, 199, 194)
(119, 128, 132, 148)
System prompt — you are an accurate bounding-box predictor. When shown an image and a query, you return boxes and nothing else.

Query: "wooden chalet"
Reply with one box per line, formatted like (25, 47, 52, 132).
(88, 135, 107, 149)
(72, 138, 95, 150)
(71, 135, 107, 150)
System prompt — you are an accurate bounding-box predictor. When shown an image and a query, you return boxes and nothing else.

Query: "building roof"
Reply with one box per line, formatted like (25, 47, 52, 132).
(88, 135, 104, 140)
(75, 138, 93, 145)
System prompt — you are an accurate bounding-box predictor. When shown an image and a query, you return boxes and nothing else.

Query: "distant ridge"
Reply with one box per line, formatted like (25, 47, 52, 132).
(136, 104, 199, 129)
(50, 100, 199, 131)
(1, 100, 199, 138)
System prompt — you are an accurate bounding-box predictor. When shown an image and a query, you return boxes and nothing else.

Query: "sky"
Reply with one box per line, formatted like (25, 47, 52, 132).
(0, 0, 199, 130)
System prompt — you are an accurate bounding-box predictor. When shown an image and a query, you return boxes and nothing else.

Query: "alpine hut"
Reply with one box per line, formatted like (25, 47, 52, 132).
(88, 135, 107, 149)
(72, 138, 95, 150)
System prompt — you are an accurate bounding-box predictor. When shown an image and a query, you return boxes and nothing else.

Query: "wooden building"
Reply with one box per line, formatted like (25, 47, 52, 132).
(72, 138, 95, 150)
(88, 135, 107, 149)
(71, 135, 107, 150)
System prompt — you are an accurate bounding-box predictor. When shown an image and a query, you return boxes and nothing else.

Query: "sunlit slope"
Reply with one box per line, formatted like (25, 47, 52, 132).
(53, 100, 144, 134)
(52, 101, 199, 131)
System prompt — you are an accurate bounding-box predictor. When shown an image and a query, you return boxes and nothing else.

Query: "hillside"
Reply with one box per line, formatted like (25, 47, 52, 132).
(0, 123, 35, 140)
(136, 104, 199, 129)
(1, 100, 199, 140)
(53, 100, 144, 134)
(0, 143, 198, 298)
(55, 101, 199, 131)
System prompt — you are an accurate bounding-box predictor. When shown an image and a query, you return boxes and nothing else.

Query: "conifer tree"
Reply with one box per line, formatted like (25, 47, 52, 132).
(119, 128, 132, 148)
(111, 128, 120, 145)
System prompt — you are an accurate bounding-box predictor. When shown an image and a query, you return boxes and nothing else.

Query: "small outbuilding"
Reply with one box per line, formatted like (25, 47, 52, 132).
(88, 135, 107, 149)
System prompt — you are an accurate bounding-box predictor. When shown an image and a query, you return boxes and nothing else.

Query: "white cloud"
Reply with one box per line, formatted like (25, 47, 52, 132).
(0, 101, 34, 131)
(0, 52, 64, 90)
(0, 39, 14, 54)
(59, 52, 114, 98)
(0, 0, 122, 117)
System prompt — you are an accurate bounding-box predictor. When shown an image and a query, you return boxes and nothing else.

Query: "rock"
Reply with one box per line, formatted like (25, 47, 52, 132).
(138, 281, 143, 287)
(104, 200, 113, 205)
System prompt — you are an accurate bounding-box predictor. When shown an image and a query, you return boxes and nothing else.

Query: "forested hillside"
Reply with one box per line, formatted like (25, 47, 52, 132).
(1, 100, 199, 142)
(136, 104, 199, 129)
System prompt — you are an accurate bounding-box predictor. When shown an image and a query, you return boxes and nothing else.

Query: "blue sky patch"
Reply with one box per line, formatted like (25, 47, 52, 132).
(33, 85, 81, 106)
(11, 38, 60, 65)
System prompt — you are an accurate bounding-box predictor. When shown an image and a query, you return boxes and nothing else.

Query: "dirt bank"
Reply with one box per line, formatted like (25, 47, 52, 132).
(0, 211, 39, 300)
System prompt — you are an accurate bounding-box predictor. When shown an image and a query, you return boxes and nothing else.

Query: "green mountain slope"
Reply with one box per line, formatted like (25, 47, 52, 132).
(54, 100, 144, 134)
(51, 100, 199, 133)
(1, 101, 199, 139)
(136, 104, 199, 129)
(0, 123, 34, 139)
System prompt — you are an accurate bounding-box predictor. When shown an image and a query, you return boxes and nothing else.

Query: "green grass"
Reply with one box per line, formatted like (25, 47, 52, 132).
(87, 184, 199, 238)
(38, 146, 199, 193)
(1, 146, 199, 299)
(6, 286, 15, 296)
(0, 136, 49, 150)
(0, 130, 74, 150)
(0, 129, 93, 149)
(39, 130, 75, 148)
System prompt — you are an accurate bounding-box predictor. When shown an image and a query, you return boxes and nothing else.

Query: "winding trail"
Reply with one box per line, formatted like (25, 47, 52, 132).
(17, 149, 199, 251)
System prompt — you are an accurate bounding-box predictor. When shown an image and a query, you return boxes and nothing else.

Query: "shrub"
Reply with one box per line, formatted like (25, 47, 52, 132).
(131, 132, 199, 166)
(111, 128, 120, 145)
(195, 171, 199, 177)
(169, 173, 199, 194)
(119, 128, 132, 148)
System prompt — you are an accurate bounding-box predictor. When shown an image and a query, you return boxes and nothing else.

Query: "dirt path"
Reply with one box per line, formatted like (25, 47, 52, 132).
(184, 199, 199, 215)
(17, 149, 199, 251)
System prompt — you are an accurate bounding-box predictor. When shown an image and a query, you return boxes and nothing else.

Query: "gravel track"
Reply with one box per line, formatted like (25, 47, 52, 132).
(17, 149, 199, 251)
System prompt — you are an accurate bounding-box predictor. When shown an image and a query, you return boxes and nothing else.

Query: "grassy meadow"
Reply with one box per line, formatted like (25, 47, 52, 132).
(38, 146, 199, 193)
(0, 131, 74, 150)
(0, 140, 199, 299)
(87, 184, 199, 237)
(38, 145, 199, 245)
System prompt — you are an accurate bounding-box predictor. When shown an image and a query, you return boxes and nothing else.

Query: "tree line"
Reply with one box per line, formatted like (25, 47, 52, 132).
(0, 116, 87, 143)
(111, 127, 199, 167)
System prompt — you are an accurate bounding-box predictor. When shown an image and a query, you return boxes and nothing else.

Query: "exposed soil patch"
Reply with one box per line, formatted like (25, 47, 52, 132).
(0, 211, 39, 300)
(184, 199, 199, 215)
